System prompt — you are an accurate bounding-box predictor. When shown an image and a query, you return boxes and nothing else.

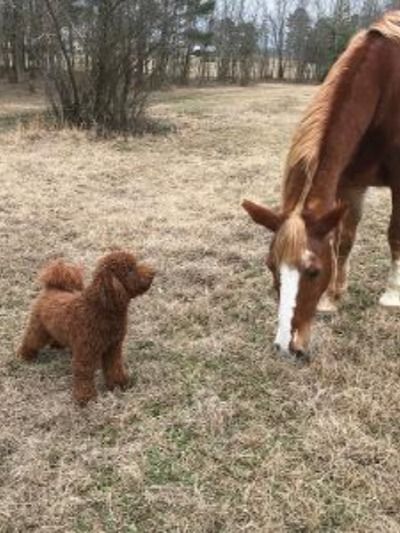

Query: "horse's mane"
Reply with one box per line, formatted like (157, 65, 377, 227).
(283, 10, 400, 213)
(273, 213, 307, 266)
(275, 11, 400, 265)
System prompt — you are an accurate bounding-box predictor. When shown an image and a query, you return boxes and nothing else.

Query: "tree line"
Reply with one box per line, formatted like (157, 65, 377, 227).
(0, 0, 397, 133)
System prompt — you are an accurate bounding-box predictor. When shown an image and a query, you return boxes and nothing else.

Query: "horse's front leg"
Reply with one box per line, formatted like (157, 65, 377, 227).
(380, 186, 400, 308)
(318, 186, 366, 313)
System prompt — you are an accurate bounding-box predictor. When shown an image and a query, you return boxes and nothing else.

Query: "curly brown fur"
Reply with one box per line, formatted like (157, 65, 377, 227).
(38, 259, 84, 292)
(18, 251, 155, 405)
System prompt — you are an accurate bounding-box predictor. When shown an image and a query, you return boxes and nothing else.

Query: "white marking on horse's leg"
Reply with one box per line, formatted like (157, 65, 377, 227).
(274, 264, 300, 353)
(379, 259, 400, 308)
(335, 251, 351, 291)
(317, 239, 339, 313)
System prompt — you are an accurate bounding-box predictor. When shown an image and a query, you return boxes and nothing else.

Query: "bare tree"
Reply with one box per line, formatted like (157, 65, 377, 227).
(38, 0, 215, 133)
(269, 0, 291, 79)
(257, 2, 271, 80)
(1, 0, 25, 82)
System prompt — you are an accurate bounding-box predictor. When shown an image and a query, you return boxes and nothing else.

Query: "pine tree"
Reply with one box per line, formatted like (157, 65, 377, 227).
(333, 0, 354, 57)
(360, 0, 381, 27)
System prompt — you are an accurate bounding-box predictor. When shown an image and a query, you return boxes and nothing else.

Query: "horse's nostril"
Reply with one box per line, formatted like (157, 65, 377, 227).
(273, 342, 281, 352)
(294, 349, 311, 364)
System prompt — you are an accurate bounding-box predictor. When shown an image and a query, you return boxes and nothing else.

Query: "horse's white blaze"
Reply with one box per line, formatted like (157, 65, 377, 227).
(380, 259, 400, 307)
(274, 263, 300, 352)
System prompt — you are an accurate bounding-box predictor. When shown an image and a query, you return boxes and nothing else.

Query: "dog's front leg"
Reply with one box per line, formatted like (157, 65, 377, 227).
(72, 348, 97, 405)
(102, 342, 129, 391)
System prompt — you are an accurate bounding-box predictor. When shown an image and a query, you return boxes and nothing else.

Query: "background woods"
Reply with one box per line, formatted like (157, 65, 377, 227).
(0, 0, 398, 132)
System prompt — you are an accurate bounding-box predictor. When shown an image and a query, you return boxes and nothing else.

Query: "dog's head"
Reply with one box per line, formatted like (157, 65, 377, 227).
(93, 250, 155, 309)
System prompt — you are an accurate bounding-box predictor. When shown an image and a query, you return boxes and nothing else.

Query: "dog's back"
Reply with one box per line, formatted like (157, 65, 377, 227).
(33, 260, 85, 347)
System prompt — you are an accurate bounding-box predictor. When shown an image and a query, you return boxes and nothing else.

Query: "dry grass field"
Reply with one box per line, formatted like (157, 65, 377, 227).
(1, 81, 400, 532)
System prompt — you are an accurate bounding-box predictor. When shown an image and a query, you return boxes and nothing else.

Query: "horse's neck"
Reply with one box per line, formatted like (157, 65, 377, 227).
(304, 168, 342, 214)
(283, 161, 339, 215)
(284, 30, 385, 215)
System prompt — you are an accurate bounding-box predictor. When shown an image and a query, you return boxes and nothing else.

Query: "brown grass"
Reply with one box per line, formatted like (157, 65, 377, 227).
(1, 81, 400, 532)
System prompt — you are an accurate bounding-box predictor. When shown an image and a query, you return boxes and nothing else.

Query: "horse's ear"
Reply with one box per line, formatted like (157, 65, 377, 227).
(309, 204, 347, 238)
(242, 200, 283, 233)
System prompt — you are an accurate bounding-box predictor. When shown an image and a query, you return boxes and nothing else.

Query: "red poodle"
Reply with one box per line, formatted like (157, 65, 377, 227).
(18, 251, 155, 405)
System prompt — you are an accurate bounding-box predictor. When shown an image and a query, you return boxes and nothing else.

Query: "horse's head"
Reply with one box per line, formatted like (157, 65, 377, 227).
(242, 199, 346, 359)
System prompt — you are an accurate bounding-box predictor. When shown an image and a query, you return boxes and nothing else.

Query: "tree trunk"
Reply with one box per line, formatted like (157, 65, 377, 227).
(10, 2, 25, 83)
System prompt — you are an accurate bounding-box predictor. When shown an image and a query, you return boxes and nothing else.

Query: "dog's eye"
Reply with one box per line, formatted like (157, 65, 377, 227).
(128, 265, 136, 274)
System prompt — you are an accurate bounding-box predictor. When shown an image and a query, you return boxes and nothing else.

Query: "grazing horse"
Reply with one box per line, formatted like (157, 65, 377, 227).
(242, 11, 400, 360)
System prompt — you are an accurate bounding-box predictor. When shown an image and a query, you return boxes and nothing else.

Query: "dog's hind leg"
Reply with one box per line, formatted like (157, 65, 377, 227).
(18, 314, 51, 361)
(102, 342, 129, 391)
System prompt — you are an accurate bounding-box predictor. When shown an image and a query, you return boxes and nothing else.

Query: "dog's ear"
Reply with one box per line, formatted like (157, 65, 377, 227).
(98, 270, 127, 310)
(111, 275, 127, 302)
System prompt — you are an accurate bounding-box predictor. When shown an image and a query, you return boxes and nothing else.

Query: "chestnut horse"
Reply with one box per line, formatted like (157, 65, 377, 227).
(243, 12, 400, 360)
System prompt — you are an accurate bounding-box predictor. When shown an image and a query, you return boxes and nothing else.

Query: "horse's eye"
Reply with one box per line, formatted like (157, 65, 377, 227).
(305, 267, 320, 279)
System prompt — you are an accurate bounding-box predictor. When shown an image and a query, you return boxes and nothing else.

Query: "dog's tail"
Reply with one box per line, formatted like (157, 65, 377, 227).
(38, 259, 84, 292)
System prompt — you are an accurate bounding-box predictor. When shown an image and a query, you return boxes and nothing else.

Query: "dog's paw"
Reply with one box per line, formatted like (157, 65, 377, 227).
(17, 346, 38, 361)
(73, 385, 97, 406)
(106, 373, 130, 391)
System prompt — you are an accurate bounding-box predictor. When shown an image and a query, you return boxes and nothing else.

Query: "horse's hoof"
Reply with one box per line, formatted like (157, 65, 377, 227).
(317, 294, 338, 314)
(379, 290, 400, 308)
